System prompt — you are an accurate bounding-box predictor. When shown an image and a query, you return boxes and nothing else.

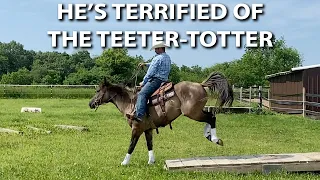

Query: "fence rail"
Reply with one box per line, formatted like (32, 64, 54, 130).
(1, 84, 319, 119)
(233, 86, 270, 109)
(268, 87, 320, 119)
(0, 84, 97, 99)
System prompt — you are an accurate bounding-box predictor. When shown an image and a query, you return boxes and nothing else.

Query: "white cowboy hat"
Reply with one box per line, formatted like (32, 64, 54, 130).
(150, 41, 169, 51)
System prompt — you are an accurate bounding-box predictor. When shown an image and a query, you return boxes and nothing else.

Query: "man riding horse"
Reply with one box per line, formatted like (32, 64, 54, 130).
(89, 41, 233, 166)
(127, 41, 171, 122)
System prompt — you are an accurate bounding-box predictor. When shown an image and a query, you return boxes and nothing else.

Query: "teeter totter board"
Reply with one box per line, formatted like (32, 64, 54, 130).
(164, 152, 320, 173)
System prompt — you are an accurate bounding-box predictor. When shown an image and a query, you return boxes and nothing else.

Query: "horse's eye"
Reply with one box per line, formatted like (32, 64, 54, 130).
(96, 90, 100, 93)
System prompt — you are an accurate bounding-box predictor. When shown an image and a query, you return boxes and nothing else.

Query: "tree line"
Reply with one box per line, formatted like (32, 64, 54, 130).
(0, 36, 303, 88)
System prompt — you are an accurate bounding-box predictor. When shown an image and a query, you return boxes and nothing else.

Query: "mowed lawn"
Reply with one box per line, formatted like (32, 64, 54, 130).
(0, 99, 320, 180)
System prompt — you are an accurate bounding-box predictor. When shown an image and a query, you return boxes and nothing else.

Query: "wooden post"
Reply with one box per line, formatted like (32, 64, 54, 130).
(268, 89, 271, 109)
(54, 125, 89, 131)
(303, 87, 306, 118)
(259, 86, 262, 109)
(240, 87, 243, 103)
(249, 87, 252, 107)
(51, 85, 53, 99)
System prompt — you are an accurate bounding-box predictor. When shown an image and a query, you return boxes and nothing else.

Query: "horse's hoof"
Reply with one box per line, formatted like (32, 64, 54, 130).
(121, 162, 129, 166)
(148, 160, 155, 165)
(216, 139, 223, 146)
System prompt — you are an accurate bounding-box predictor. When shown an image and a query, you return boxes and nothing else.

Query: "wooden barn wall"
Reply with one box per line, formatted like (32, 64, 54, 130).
(303, 67, 320, 114)
(269, 71, 303, 113)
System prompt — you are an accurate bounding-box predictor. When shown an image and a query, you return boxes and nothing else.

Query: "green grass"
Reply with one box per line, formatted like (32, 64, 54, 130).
(0, 99, 320, 179)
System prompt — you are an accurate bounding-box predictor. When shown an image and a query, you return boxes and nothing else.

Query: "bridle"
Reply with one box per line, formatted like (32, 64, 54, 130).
(94, 90, 117, 112)
(93, 67, 141, 112)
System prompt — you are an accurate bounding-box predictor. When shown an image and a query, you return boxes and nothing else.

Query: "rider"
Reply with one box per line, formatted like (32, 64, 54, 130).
(128, 41, 172, 122)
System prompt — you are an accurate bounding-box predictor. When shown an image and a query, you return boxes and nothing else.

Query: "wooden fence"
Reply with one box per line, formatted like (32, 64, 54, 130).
(233, 86, 270, 108)
(268, 87, 320, 119)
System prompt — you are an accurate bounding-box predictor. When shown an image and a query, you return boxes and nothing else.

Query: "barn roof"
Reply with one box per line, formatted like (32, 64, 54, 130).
(265, 64, 320, 79)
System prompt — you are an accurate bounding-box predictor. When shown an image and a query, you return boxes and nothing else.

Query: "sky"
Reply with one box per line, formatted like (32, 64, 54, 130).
(1, 0, 319, 68)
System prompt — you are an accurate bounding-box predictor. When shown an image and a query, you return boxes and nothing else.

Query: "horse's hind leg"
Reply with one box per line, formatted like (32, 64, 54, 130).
(121, 126, 144, 165)
(144, 129, 155, 164)
(202, 111, 223, 146)
(184, 110, 223, 146)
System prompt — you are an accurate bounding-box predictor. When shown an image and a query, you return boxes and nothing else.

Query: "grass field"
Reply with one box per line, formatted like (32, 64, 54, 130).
(0, 99, 320, 179)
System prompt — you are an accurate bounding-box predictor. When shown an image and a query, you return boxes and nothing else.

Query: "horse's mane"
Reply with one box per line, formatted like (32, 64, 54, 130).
(108, 83, 137, 101)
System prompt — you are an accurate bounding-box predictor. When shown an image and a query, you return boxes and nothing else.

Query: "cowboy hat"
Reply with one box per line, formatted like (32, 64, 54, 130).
(150, 41, 169, 51)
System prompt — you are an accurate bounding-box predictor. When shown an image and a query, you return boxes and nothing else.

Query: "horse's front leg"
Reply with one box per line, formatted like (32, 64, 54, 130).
(144, 129, 155, 164)
(121, 126, 143, 166)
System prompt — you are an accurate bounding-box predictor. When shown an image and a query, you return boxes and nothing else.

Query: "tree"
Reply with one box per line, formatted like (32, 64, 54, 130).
(63, 67, 105, 85)
(205, 36, 303, 87)
(238, 36, 303, 86)
(95, 48, 144, 83)
(0, 41, 35, 76)
(168, 63, 181, 83)
(0, 67, 33, 85)
(31, 51, 71, 84)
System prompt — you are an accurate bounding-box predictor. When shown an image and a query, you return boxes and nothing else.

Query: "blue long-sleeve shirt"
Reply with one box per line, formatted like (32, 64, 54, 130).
(142, 52, 171, 86)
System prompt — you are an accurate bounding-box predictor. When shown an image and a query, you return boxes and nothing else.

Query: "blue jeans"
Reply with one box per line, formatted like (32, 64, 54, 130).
(136, 78, 163, 119)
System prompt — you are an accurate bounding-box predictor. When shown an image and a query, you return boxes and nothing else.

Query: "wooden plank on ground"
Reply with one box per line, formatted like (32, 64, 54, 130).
(26, 126, 52, 134)
(54, 125, 89, 131)
(165, 152, 320, 173)
(164, 159, 184, 170)
(0, 128, 23, 135)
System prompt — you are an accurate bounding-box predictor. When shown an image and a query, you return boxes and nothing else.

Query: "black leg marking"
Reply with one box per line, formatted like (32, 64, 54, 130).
(202, 110, 216, 128)
(128, 129, 142, 154)
(144, 129, 153, 151)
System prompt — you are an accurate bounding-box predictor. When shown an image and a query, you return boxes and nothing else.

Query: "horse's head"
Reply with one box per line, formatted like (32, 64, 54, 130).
(89, 77, 115, 109)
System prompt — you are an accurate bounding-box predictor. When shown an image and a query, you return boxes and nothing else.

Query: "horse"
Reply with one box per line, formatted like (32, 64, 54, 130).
(88, 72, 234, 166)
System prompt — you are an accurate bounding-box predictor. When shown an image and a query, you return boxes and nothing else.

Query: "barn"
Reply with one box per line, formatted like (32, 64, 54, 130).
(265, 64, 320, 118)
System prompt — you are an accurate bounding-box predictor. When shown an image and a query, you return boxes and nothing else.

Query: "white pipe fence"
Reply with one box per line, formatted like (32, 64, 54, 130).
(0, 84, 270, 106)
(0, 84, 98, 99)
(1, 84, 318, 119)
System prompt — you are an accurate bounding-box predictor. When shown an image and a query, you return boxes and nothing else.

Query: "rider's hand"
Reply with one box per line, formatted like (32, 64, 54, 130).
(138, 63, 146, 68)
(139, 82, 143, 86)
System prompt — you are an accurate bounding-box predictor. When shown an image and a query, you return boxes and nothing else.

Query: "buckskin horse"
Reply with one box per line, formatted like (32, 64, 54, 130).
(89, 72, 233, 165)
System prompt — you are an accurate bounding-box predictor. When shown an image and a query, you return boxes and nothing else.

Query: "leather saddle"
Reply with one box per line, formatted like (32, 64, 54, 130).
(134, 81, 175, 133)
(148, 82, 175, 106)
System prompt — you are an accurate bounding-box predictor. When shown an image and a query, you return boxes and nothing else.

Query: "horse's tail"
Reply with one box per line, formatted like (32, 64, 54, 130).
(201, 72, 234, 107)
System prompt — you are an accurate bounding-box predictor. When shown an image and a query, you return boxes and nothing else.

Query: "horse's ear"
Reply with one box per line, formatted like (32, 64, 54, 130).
(103, 77, 110, 86)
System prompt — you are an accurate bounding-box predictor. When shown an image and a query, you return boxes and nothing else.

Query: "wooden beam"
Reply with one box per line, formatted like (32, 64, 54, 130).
(0, 128, 23, 135)
(26, 126, 52, 134)
(54, 125, 89, 131)
(165, 152, 320, 173)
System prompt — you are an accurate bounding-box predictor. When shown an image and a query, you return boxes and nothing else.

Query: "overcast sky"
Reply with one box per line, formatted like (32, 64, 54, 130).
(1, 0, 319, 68)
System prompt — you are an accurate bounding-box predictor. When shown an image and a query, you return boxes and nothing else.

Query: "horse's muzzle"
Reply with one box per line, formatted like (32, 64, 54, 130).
(89, 100, 96, 109)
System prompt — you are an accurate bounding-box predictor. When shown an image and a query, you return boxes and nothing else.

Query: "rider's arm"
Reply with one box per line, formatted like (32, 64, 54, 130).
(145, 63, 151, 68)
(142, 57, 160, 86)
